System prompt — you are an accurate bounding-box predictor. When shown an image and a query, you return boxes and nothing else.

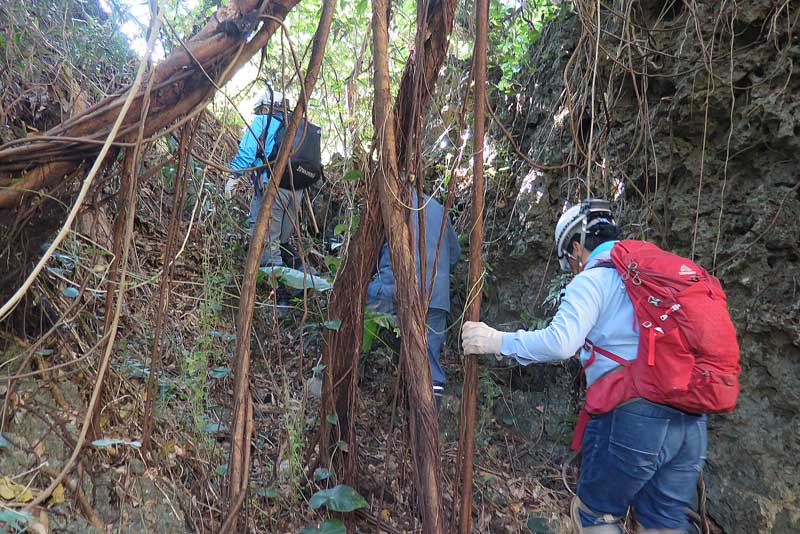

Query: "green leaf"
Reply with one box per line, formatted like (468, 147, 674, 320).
(0, 434, 9, 448)
(362, 316, 378, 352)
(333, 222, 349, 236)
(34, 348, 55, 356)
(259, 266, 332, 292)
(326, 414, 339, 425)
(215, 464, 228, 476)
(362, 310, 398, 351)
(308, 484, 368, 512)
(313, 467, 333, 481)
(92, 438, 142, 448)
(257, 486, 280, 499)
(300, 519, 346, 534)
(312, 363, 327, 375)
(335, 440, 349, 452)
(322, 319, 341, 331)
(342, 169, 363, 181)
(0, 509, 33, 532)
(209, 367, 231, 379)
(324, 255, 341, 273)
(62, 287, 79, 298)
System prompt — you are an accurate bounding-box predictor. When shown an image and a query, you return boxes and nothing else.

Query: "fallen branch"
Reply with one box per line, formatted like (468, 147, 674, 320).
(0, 0, 300, 210)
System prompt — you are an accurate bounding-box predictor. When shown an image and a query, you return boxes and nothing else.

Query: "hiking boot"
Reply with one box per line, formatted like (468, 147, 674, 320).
(433, 384, 444, 414)
(570, 496, 623, 533)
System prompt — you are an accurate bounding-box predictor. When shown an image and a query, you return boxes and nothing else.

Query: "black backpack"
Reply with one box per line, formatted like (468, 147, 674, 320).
(257, 110, 323, 190)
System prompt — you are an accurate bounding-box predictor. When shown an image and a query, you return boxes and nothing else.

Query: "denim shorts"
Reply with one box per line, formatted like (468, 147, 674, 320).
(577, 398, 708, 530)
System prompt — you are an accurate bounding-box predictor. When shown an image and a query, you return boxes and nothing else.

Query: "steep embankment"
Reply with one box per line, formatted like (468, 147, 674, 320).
(487, 2, 799, 532)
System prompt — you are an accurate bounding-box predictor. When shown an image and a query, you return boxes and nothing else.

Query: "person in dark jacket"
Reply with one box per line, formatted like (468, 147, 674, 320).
(367, 190, 461, 408)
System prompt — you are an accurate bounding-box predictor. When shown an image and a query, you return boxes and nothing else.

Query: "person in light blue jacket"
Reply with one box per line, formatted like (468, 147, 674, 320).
(225, 90, 303, 267)
(462, 200, 707, 534)
(367, 189, 461, 408)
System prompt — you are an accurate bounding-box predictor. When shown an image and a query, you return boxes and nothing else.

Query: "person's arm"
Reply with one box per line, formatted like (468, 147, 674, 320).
(462, 271, 605, 363)
(499, 272, 604, 364)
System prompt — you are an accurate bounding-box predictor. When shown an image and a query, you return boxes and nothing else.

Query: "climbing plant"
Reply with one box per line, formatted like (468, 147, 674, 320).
(488, 0, 560, 92)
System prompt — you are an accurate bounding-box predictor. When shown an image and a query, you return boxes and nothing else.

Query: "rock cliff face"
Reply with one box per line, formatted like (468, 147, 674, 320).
(487, 2, 800, 532)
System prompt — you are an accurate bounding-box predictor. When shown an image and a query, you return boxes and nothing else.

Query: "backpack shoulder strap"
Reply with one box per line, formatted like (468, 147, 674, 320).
(255, 113, 274, 162)
(255, 93, 278, 161)
(267, 111, 288, 162)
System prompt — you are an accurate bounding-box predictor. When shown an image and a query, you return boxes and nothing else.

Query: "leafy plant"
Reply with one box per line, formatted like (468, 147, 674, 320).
(282, 393, 305, 495)
(476, 369, 503, 446)
(300, 519, 347, 534)
(488, 1, 561, 92)
(543, 272, 572, 311)
(362, 309, 399, 352)
(308, 484, 368, 512)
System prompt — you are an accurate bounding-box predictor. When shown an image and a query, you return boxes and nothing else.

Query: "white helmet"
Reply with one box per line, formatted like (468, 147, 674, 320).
(254, 89, 285, 112)
(554, 199, 615, 271)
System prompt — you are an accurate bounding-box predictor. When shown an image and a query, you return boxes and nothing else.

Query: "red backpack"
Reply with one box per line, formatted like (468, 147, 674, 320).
(571, 240, 741, 450)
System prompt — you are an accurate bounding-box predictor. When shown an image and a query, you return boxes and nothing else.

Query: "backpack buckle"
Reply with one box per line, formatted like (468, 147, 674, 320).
(624, 262, 642, 285)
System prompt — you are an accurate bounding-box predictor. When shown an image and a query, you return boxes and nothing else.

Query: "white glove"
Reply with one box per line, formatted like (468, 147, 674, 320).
(462, 321, 505, 356)
(224, 176, 241, 199)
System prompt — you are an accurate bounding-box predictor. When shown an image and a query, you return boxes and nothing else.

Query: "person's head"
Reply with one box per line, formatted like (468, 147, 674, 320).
(554, 199, 618, 273)
(253, 88, 288, 115)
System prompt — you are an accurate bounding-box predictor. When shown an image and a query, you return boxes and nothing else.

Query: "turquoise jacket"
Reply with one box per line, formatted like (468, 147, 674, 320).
(230, 114, 284, 187)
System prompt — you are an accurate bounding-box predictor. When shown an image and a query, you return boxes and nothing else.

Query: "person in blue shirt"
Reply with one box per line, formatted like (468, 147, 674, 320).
(367, 187, 461, 409)
(462, 200, 707, 534)
(225, 90, 303, 267)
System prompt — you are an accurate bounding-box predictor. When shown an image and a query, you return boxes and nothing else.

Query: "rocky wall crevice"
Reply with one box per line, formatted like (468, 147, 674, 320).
(484, 2, 800, 532)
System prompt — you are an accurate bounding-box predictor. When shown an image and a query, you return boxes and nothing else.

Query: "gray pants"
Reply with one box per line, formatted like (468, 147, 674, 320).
(248, 186, 303, 267)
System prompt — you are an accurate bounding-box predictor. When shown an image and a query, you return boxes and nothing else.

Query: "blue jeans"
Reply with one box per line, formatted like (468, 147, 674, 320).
(364, 295, 448, 387)
(426, 308, 447, 387)
(578, 399, 707, 531)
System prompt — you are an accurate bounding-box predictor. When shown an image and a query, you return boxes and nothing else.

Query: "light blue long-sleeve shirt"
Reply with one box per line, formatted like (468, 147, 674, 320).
(230, 114, 284, 185)
(367, 193, 461, 313)
(499, 240, 639, 385)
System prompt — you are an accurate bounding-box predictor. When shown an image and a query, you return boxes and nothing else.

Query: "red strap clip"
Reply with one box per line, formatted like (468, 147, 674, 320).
(647, 326, 656, 366)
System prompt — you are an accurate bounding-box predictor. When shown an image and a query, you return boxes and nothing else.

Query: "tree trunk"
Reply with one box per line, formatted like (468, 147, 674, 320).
(371, 1, 444, 531)
(317, 0, 458, 486)
(455, 0, 488, 531)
